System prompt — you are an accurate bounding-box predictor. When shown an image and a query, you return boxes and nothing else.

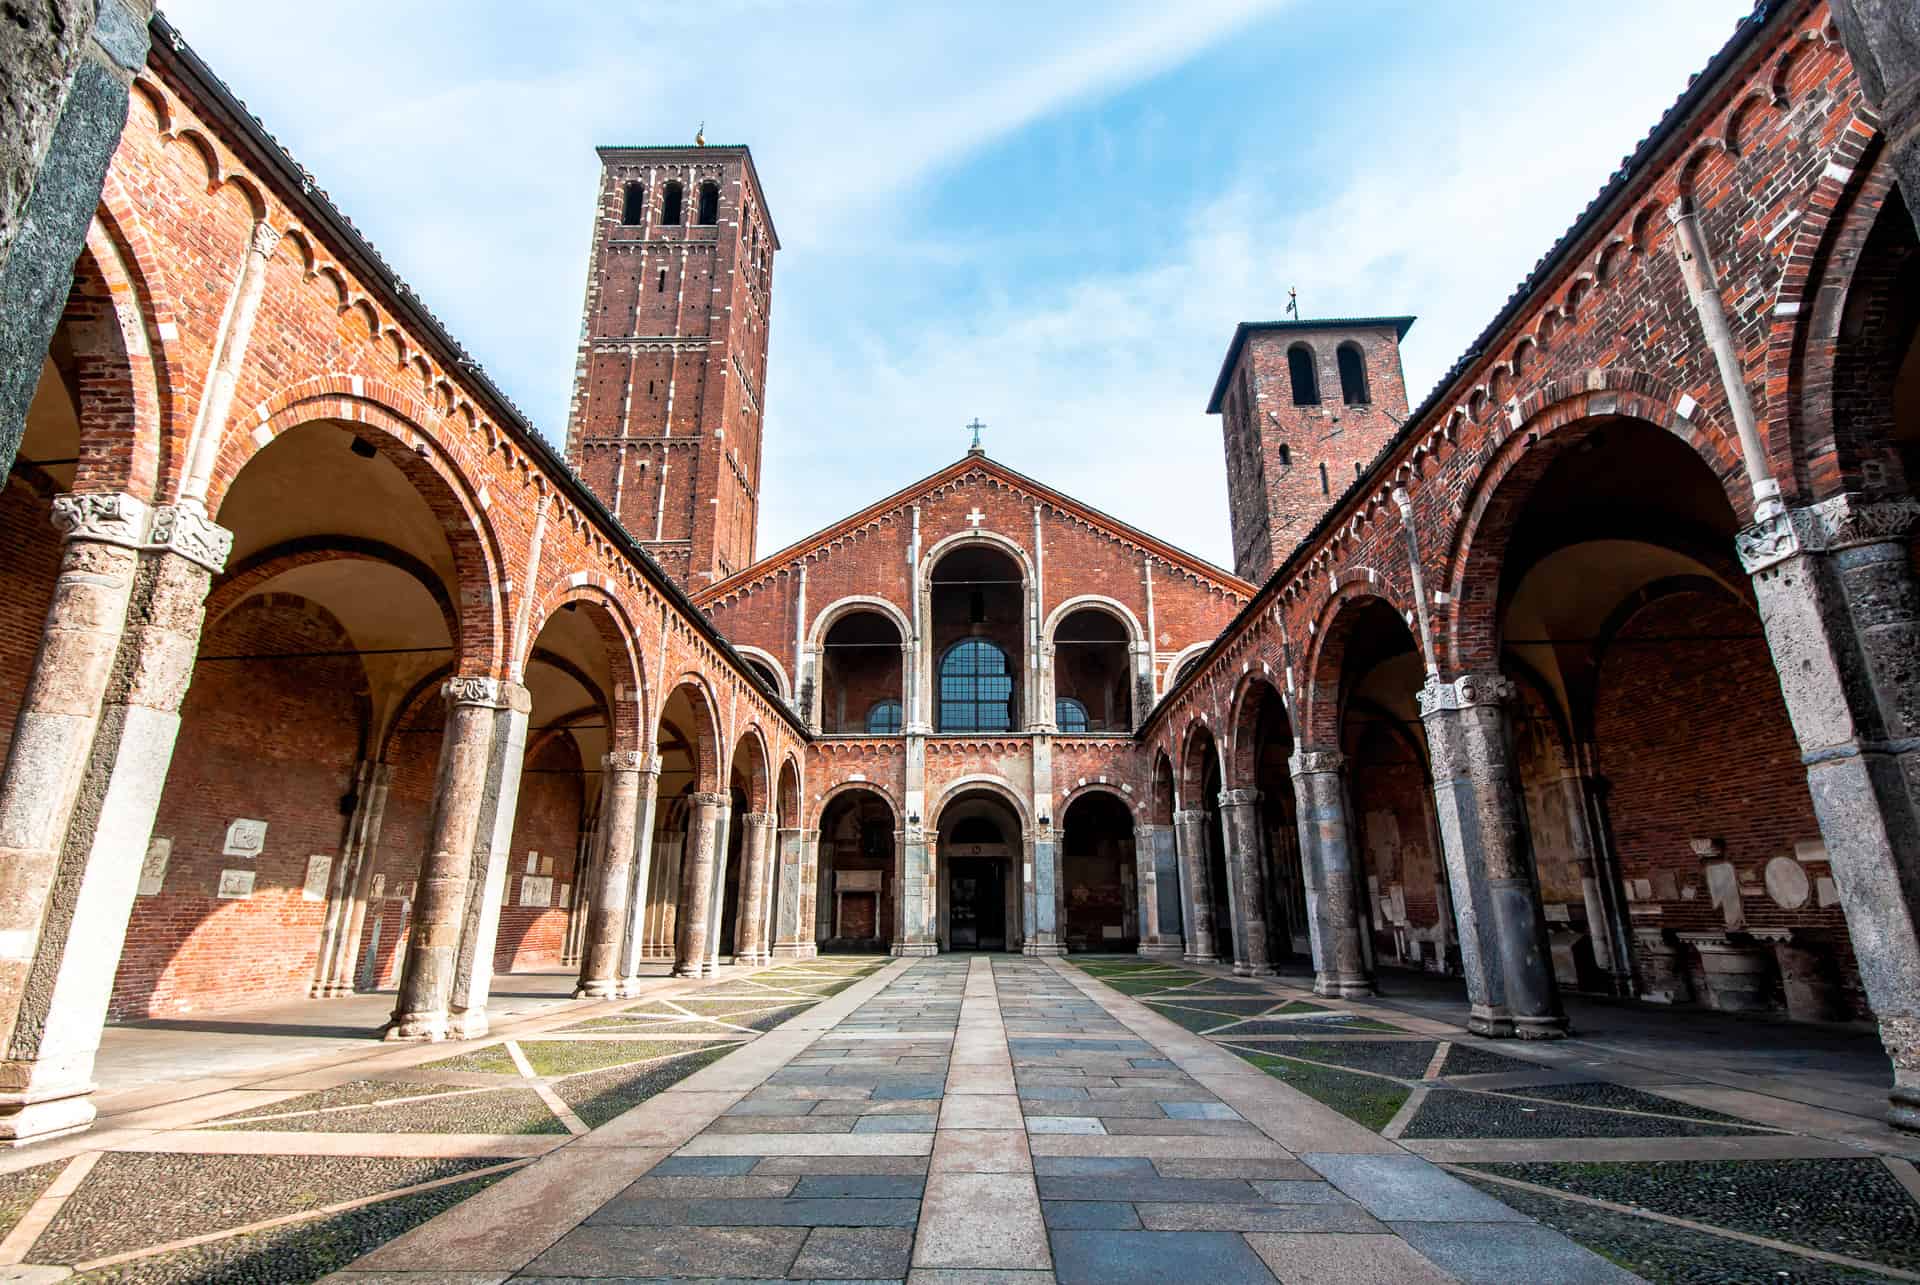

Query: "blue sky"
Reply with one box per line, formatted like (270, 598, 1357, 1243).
(161, 0, 1756, 570)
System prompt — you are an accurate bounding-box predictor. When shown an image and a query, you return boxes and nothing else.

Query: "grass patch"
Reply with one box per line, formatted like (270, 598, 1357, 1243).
(420, 1044, 519, 1075)
(516, 1039, 715, 1076)
(1144, 1003, 1236, 1034)
(558, 1045, 741, 1129)
(1235, 1050, 1409, 1132)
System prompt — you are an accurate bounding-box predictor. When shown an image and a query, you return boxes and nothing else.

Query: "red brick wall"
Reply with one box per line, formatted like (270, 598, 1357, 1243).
(1594, 592, 1859, 1011)
(113, 594, 364, 1017)
(493, 733, 585, 972)
(1347, 724, 1444, 960)
(0, 483, 61, 766)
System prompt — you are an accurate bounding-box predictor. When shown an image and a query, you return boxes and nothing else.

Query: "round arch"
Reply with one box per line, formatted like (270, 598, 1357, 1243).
(1301, 584, 1419, 747)
(927, 774, 1032, 838)
(813, 777, 900, 830)
(1164, 641, 1215, 695)
(1178, 718, 1223, 803)
(733, 645, 791, 701)
(523, 578, 647, 753)
(807, 594, 912, 650)
(1059, 781, 1137, 815)
(921, 528, 1036, 586)
(729, 724, 774, 811)
(1042, 594, 1144, 644)
(658, 673, 724, 792)
(1226, 672, 1292, 785)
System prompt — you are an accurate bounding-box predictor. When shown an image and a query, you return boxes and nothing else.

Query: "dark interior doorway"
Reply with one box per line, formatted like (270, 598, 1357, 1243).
(948, 858, 1006, 951)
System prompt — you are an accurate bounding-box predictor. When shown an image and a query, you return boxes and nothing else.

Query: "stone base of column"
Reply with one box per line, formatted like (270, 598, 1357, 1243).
(1233, 962, 1277, 978)
(575, 978, 620, 999)
(670, 963, 701, 979)
(1022, 942, 1067, 957)
(1513, 1013, 1571, 1040)
(449, 1009, 489, 1041)
(1314, 972, 1374, 999)
(890, 940, 938, 957)
(0, 1081, 96, 1148)
(383, 1009, 452, 1042)
(771, 942, 816, 959)
(614, 977, 647, 999)
(1183, 952, 1219, 965)
(1466, 1004, 1514, 1038)
(1138, 942, 1184, 959)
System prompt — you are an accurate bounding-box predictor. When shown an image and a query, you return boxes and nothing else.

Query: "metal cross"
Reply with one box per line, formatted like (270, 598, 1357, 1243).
(965, 507, 986, 528)
(966, 418, 986, 451)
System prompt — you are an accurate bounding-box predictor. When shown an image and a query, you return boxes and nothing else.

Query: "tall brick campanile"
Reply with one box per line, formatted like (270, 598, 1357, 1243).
(1207, 316, 1414, 582)
(566, 144, 778, 590)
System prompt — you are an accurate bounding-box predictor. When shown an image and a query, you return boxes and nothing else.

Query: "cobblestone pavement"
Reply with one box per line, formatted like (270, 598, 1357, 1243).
(1072, 957, 1920, 1284)
(0, 956, 884, 1282)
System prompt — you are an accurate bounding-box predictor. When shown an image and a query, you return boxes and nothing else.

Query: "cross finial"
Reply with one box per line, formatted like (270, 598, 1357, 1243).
(966, 418, 986, 455)
(695, 121, 707, 146)
(1285, 287, 1300, 319)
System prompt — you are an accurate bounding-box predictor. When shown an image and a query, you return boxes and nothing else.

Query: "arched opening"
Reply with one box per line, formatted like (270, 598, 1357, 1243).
(768, 758, 801, 954)
(1231, 680, 1310, 964)
(1052, 607, 1132, 733)
(818, 609, 904, 734)
(640, 683, 719, 963)
(1337, 342, 1370, 405)
(717, 732, 768, 960)
(1288, 344, 1320, 406)
(1061, 792, 1136, 951)
(1183, 726, 1235, 963)
(930, 544, 1025, 732)
(936, 788, 1024, 952)
(661, 181, 684, 226)
(816, 788, 894, 952)
(697, 181, 720, 226)
(620, 182, 646, 226)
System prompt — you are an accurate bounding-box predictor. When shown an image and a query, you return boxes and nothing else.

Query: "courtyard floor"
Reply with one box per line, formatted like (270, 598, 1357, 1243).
(0, 955, 1913, 1283)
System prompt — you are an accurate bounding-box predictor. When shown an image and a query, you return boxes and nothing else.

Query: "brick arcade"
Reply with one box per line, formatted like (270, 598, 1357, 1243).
(4, 0, 1920, 1173)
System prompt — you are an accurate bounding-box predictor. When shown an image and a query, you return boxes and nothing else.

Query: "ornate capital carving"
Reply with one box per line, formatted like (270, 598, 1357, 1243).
(603, 750, 647, 772)
(691, 790, 729, 807)
(51, 492, 149, 549)
(250, 222, 283, 258)
(147, 503, 235, 574)
(742, 810, 778, 827)
(1218, 787, 1262, 808)
(1417, 671, 1515, 717)
(1172, 808, 1208, 826)
(442, 675, 504, 707)
(1737, 493, 1920, 574)
(1287, 749, 1346, 777)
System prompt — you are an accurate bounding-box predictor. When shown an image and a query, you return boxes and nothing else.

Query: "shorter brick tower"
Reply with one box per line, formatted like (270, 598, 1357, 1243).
(1208, 316, 1414, 582)
(565, 142, 778, 591)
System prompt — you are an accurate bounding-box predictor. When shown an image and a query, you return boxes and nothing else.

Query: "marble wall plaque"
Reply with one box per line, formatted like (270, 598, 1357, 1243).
(138, 836, 171, 897)
(1765, 855, 1810, 909)
(302, 854, 332, 902)
(217, 868, 256, 899)
(223, 818, 268, 857)
(1703, 860, 1746, 930)
(520, 875, 553, 908)
(371, 874, 386, 899)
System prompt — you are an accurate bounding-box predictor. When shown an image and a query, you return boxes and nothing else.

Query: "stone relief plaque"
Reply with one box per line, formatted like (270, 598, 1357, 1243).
(525, 850, 540, 873)
(223, 818, 268, 857)
(1764, 856, 1810, 910)
(520, 875, 554, 908)
(217, 868, 256, 899)
(558, 883, 571, 907)
(302, 854, 332, 902)
(838, 869, 881, 892)
(371, 874, 386, 899)
(138, 836, 172, 897)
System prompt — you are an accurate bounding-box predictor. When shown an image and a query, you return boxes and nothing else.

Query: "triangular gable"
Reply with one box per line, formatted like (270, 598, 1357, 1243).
(695, 455, 1254, 606)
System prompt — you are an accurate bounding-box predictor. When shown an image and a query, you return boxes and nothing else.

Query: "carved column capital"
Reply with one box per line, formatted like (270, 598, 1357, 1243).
(690, 790, 729, 807)
(146, 503, 236, 574)
(1737, 493, 1920, 574)
(1172, 808, 1207, 826)
(442, 675, 505, 708)
(1218, 787, 1262, 808)
(1287, 748, 1346, 777)
(741, 810, 778, 828)
(250, 221, 284, 258)
(1416, 671, 1515, 717)
(50, 491, 149, 549)
(603, 750, 647, 773)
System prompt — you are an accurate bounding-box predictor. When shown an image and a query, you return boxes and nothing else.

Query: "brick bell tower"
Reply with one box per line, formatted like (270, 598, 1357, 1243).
(1207, 316, 1415, 582)
(565, 139, 778, 590)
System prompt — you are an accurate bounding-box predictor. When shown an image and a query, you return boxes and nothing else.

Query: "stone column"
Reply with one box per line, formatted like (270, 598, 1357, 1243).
(0, 502, 230, 1143)
(312, 760, 392, 998)
(446, 681, 530, 1040)
(673, 791, 725, 977)
(1830, 1, 1920, 236)
(1288, 750, 1374, 998)
(1419, 673, 1566, 1039)
(701, 798, 734, 976)
(614, 756, 661, 996)
(1218, 788, 1275, 976)
(771, 826, 809, 957)
(386, 677, 518, 1040)
(578, 751, 644, 996)
(1132, 823, 1184, 958)
(1172, 808, 1219, 964)
(1739, 494, 1920, 1129)
(735, 811, 776, 965)
(798, 828, 822, 953)
(1023, 824, 1065, 956)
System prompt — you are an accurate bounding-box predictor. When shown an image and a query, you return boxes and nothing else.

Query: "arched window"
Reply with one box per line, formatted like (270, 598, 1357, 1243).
(1278, 443, 1291, 468)
(866, 700, 903, 734)
(1337, 342, 1370, 404)
(620, 182, 646, 226)
(1055, 698, 1089, 733)
(661, 181, 684, 226)
(745, 659, 780, 693)
(1288, 345, 1320, 405)
(1320, 462, 1330, 495)
(697, 181, 720, 225)
(939, 639, 1014, 732)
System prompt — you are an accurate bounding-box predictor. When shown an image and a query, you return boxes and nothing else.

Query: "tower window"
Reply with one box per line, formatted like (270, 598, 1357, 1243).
(697, 181, 720, 225)
(1288, 344, 1320, 405)
(661, 181, 684, 225)
(1337, 342, 1371, 404)
(657, 268, 667, 293)
(1354, 461, 1363, 478)
(1278, 443, 1291, 467)
(1320, 462, 1330, 495)
(620, 182, 646, 226)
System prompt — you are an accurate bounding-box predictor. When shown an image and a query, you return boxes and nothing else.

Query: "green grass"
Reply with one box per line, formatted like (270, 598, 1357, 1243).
(1236, 1050, 1410, 1131)
(1144, 1003, 1236, 1034)
(517, 1039, 715, 1076)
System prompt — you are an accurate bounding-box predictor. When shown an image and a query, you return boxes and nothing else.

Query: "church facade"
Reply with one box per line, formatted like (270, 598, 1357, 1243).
(3, 0, 1920, 1149)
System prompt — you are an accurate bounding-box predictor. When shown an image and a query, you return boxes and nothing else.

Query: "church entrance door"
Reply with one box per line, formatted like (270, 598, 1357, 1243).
(948, 857, 1006, 951)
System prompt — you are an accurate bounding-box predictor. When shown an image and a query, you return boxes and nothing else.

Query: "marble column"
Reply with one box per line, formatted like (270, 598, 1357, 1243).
(798, 828, 822, 954)
(0, 501, 229, 1143)
(1740, 494, 1920, 1129)
(386, 677, 526, 1040)
(1132, 822, 1184, 958)
(702, 799, 735, 976)
(446, 681, 530, 1040)
(578, 751, 645, 996)
(1218, 788, 1275, 976)
(1171, 808, 1219, 964)
(1022, 824, 1065, 956)
(1419, 672, 1565, 1039)
(1288, 750, 1374, 998)
(771, 826, 810, 957)
(312, 760, 393, 998)
(674, 791, 726, 977)
(614, 756, 662, 996)
(735, 811, 776, 965)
